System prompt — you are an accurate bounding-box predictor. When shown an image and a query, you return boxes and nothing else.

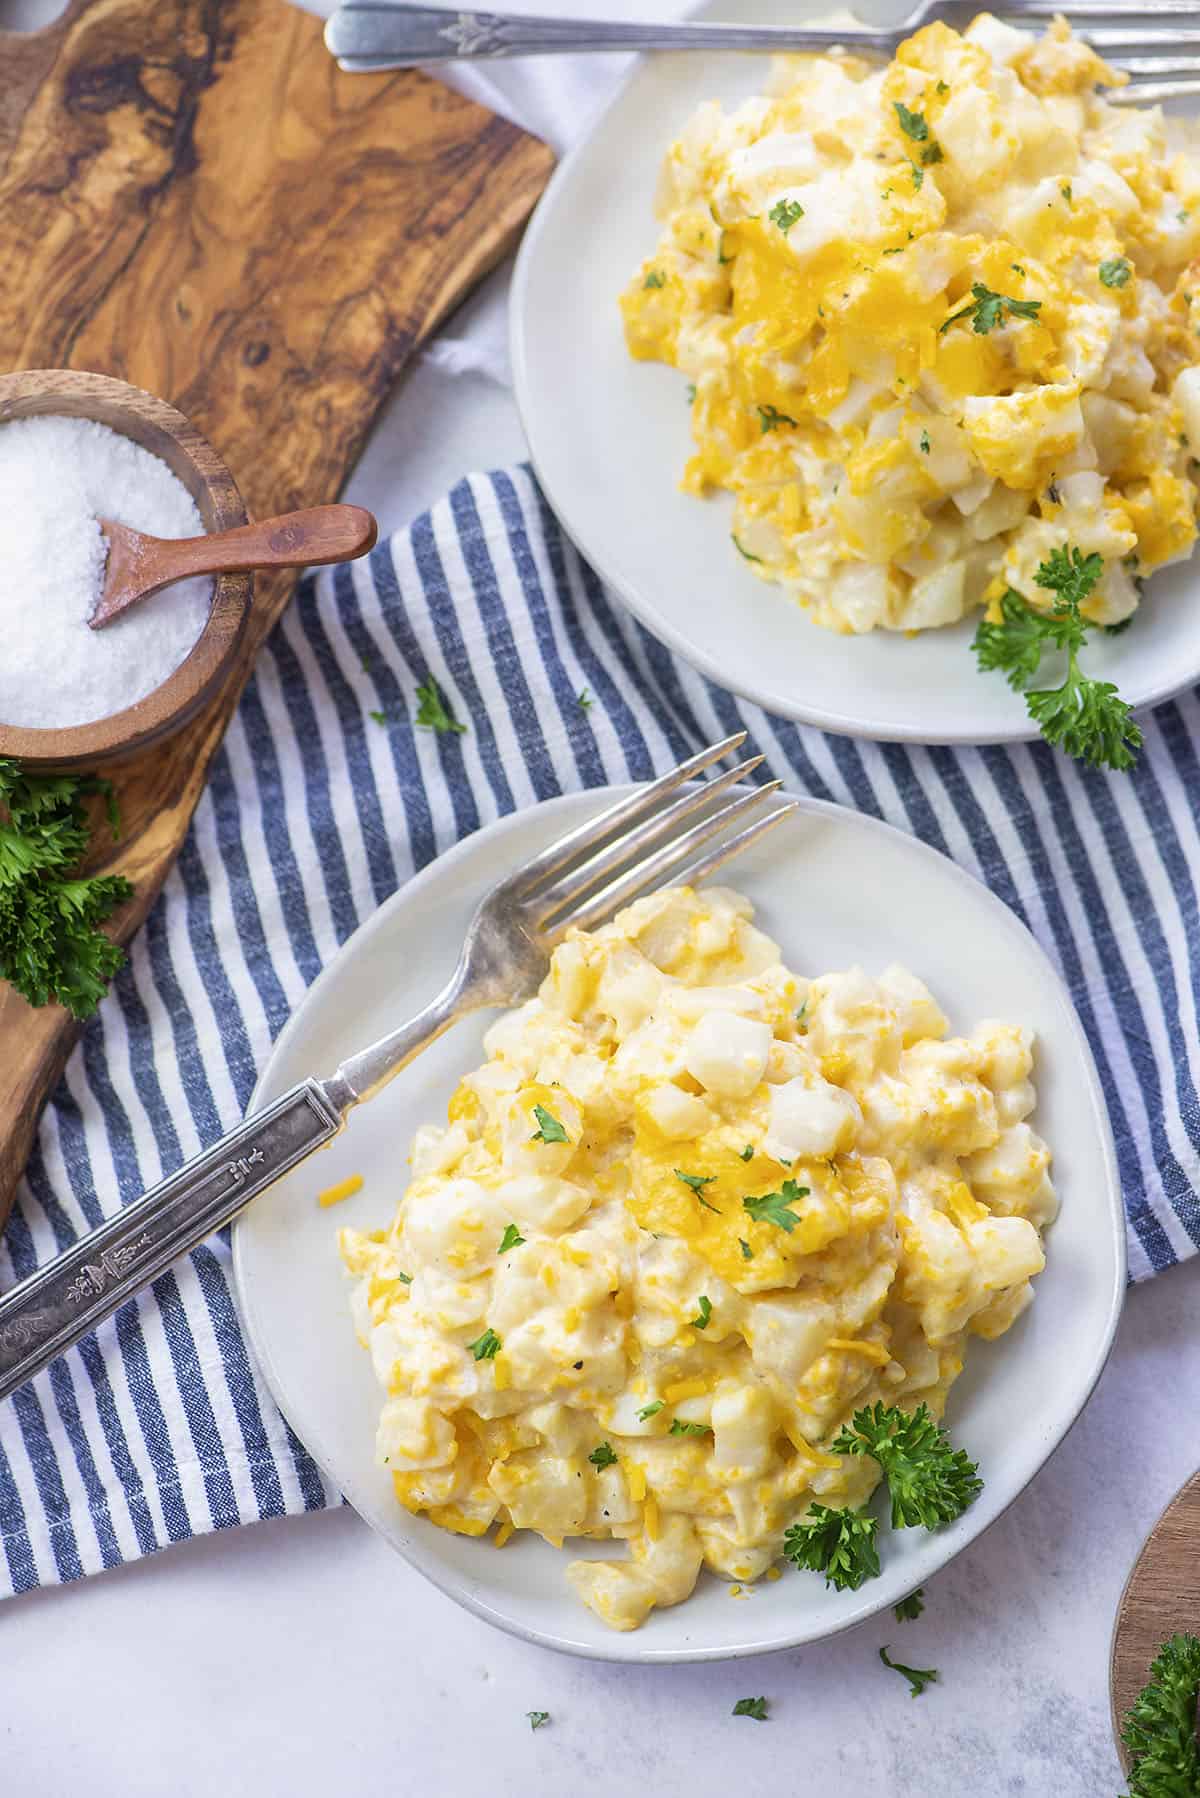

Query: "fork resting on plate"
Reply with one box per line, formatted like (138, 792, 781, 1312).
(0, 735, 795, 1405)
(325, 0, 1200, 103)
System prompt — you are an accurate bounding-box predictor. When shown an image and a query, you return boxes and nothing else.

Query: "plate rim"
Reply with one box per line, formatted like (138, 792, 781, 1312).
(509, 14, 1198, 741)
(233, 785, 1127, 1662)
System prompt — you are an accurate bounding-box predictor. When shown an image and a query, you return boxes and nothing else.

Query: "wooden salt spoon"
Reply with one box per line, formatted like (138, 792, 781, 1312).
(89, 503, 378, 629)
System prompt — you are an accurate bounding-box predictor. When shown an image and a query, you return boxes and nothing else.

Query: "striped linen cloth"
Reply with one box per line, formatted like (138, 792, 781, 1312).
(1, 462, 1197, 1599)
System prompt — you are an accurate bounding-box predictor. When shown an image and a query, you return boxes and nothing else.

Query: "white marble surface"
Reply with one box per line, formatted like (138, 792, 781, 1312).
(4, 1, 1200, 1791)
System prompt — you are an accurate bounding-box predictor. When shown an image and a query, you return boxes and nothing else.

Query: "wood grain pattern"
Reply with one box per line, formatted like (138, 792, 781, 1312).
(1110, 1468, 1200, 1771)
(0, 0, 553, 1224)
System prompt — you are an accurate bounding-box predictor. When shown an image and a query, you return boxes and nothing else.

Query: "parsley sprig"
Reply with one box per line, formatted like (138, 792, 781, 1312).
(675, 1168, 721, 1213)
(768, 198, 804, 234)
(1121, 1632, 1200, 1797)
(879, 1645, 939, 1698)
(832, 1403, 982, 1530)
(941, 281, 1041, 335)
(783, 1503, 880, 1591)
(743, 1178, 809, 1233)
(415, 678, 466, 735)
(0, 760, 133, 1019)
(973, 545, 1142, 770)
(588, 1441, 618, 1469)
(732, 1697, 769, 1721)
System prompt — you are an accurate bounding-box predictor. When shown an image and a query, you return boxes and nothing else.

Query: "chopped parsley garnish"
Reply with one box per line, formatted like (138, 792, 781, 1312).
(732, 535, 763, 563)
(894, 1587, 925, 1622)
(675, 1168, 721, 1212)
(832, 1402, 982, 1529)
(577, 688, 593, 711)
(941, 281, 1041, 335)
(498, 1223, 525, 1253)
(768, 198, 804, 234)
(732, 1697, 769, 1721)
(530, 1103, 569, 1144)
(669, 1419, 712, 1437)
(1011, 261, 1026, 275)
(972, 544, 1142, 770)
(783, 1503, 879, 1590)
(526, 1711, 551, 1731)
(743, 1178, 809, 1233)
(919, 430, 931, 454)
(758, 403, 797, 433)
(690, 1295, 713, 1330)
(795, 1000, 808, 1032)
(467, 1328, 502, 1361)
(893, 100, 928, 142)
(415, 678, 466, 735)
(936, 78, 949, 94)
(920, 142, 943, 165)
(718, 231, 732, 265)
(368, 708, 386, 725)
(739, 1238, 754, 1260)
(879, 1645, 939, 1698)
(910, 162, 924, 190)
(1121, 1632, 1200, 1798)
(686, 382, 697, 404)
(1061, 183, 1073, 204)
(1099, 256, 1132, 289)
(0, 760, 133, 1019)
(397, 1271, 413, 1285)
(636, 1400, 664, 1421)
(643, 269, 666, 288)
(588, 1441, 618, 1469)
(739, 1144, 755, 1161)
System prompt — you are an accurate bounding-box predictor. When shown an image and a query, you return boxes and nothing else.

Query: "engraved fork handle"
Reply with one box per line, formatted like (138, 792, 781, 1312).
(0, 979, 468, 1405)
(324, 4, 895, 63)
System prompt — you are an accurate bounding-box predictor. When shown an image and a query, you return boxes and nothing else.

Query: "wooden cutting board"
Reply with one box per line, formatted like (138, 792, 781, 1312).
(0, 0, 553, 1223)
(1110, 1468, 1200, 1773)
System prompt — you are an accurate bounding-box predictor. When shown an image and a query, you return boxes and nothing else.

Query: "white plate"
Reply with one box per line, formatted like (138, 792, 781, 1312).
(510, 0, 1200, 741)
(233, 788, 1125, 1661)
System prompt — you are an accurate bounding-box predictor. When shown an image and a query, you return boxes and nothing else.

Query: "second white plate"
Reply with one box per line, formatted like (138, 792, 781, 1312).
(233, 788, 1125, 1662)
(510, 0, 1200, 741)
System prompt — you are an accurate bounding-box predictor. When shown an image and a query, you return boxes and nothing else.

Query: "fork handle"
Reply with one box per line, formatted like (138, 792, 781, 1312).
(0, 1080, 343, 1405)
(324, 4, 894, 64)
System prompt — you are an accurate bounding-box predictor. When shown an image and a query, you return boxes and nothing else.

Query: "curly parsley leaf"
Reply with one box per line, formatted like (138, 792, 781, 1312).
(743, 1178, 809, 1233)
(941, 281, 1041, 335)
(588, 1441, 618, 1469)
(783, 1503, 880, 1591)
(732, 1697, 769, 1721)
(467, 1328, 502, 1361)
(1027, 670, 1142, 771)
(1121, 1632, 1200, 1797)
(415, 678, 466, 735)
(526, 1711, 551, 1731)
(690, 1295, 713, 1330)
(880, 1645, 939, 1698)
(669, 1419, 712, 1437)
(893, 100, 928, 142)
(530, 1104, 569, 1145)
(832, 1402, 982, 1530)
(675, 1168, 721, 1213)
(768, 198, 804, 234)
(1100, 257, 1132, 289)
(894, 1587, 926, 1623)
(0, 760, 134, 1019)
(498, 1224, 525, 1253)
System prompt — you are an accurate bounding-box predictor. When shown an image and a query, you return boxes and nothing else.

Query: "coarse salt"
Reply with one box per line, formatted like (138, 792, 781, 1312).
(0, 414, 214, 729)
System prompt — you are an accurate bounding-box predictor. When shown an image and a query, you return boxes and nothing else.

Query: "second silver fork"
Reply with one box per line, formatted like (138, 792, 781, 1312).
(0, 734, 796, 1405)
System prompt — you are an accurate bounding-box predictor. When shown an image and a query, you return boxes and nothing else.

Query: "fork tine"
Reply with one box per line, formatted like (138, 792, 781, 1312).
(998, 0, 1200, 15)
(545, 781, 783, 940)
(532, 754, 765, 924)
(1106, 75, 1200, 98)
(1089, 30, 1200, 50)
(664, 802, 799, 892)
(512, 733, 745, 898)
(1114, 53, 1200, 72)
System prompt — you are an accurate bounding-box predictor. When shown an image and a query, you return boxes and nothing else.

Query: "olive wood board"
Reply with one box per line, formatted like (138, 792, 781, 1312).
(0, 0, 554, 1223)
(1110, 1467, 1200, 1773)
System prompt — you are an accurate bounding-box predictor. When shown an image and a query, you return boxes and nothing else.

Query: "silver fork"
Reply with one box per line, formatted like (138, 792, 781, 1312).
(0, 735, 795, 1404)
(326, 0, 1200, 102)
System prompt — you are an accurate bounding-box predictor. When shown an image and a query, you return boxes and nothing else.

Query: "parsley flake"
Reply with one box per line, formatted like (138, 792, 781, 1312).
(919, 430, 931, 454)
(530, 1104, 569, 1145)
(498, 1223, 525, 1253)
(795, 1000, 808, 1032)
(940, 282, 1041, 335)
(669, 1419, 712, 1437)
(686, 382, 697, 405)
(732, 535, 763, 564)
(588, 1441, 618, 1469)
(920, 142, 943, 165)
(758, 403, 797, 433)
(467, 1328, 502, 1361)
(577, 687, 593, 711)
(643, 270, 666, 289)
(675, 1168, 721, 1213)
(690, 1295, 713, 1330)
(527, 1711, 551, 1731)
(894, 1587, 926, 1622)
(732, 1697, 769, 1721)
(415, 678, 466, 736)
(397, 1271, 413, 1285)
(637, 1400, 664, 1421)
(936, 78, 949, 94)
(880, 1645, 939, 1698)
(368, 709, 386, 726)
(1061, 183, 1073, 204)
(739, 1144, 755, 1161)
(739, 1238, 754, 1260)
(893, 100, 928, 142)
(911, 162, 924, 190)
(743, 1178, 809, 1233)
(1099, 256, 1131, 289)
(768, 198, 804, 234)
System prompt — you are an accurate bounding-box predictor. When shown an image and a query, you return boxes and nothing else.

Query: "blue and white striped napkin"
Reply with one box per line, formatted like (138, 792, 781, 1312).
(2, 461, 1197, 1599)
